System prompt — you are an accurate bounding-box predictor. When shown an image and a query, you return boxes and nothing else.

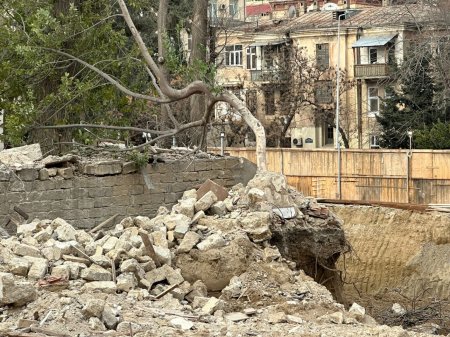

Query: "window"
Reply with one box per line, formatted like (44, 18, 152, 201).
(246, 47, 257, 70)
(246, 90, 257, 115)
(229, 0, 238, 17)
(369, 48, 378, 64)
(316, 43, 329, 69)
(225, 45, 242, 66)
(325, 125, 334, 145)
(315, 81, 333, 104)
(210, 1, 218, 23)
(368, 87, 379, 116)
(370, 134, 380, 148)
(265, 90, 275, 115)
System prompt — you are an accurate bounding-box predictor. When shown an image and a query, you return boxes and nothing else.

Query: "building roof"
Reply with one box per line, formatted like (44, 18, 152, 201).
(246, 3, 273, 16)
(233, 4, 437, 34)
(352, 34, 397, 47)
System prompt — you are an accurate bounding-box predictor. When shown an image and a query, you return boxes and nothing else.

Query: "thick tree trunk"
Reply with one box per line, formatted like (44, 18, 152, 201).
(223, 92, 267, 171)
(189, 0, 208, 148)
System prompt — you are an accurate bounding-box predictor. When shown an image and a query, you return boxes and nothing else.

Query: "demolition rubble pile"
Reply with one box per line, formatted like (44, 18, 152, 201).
(0, 173, 435, 336)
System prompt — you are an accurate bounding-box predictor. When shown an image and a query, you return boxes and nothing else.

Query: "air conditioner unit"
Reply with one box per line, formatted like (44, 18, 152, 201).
(292, 138, 303, 147)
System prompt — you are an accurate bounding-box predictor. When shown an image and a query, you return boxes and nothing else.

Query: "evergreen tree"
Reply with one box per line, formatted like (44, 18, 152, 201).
(377, 55, 449, 148)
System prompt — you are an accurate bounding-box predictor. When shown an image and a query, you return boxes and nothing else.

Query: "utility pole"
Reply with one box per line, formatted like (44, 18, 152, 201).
(335, 12, 346, 200)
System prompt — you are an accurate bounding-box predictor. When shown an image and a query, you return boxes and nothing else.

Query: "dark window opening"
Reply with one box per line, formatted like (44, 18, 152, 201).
(316, 43, 329, 69)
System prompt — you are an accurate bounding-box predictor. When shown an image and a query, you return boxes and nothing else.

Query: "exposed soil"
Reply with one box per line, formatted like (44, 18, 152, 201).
(332, 204, 450, 334)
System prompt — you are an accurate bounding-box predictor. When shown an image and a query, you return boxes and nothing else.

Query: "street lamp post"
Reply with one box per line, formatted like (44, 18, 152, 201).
(335, 12, 346, 200)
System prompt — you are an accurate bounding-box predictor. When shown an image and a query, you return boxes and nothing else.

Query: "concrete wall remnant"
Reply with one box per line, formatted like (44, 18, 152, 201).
(0, 157, 256, 230)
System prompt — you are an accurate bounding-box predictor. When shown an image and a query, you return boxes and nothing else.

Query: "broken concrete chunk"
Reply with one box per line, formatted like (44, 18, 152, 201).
(17, 222, 39, 236)
(172, 198, 196, 219)
(75, 230, 93, 245)
(318, 311, 344, 324)
(120, 217, 134, 229)
(349, 302, 366, 319)
(7, 258, 30, 277)
(0, 272, 37, 306)
(197, 179, 228, 202)
(210, 201, 227, 216)
(51, 265, 70, 279)
(102, 305, 120, 329)
(170, 317, 194, 330)
(240, 211, 272, 243)
(191, 296, 209, 309)
(263, 246, 281, 262)
(190, 210, 205, 225)
(89, 317, 106, 331)
(225, 312, 249, 322)
(194, 191, 218, 213)
(27, 258, 48, 280)
(150, 231, 168, 248)
(173, 223, 190, 240)
(34, 230, 52, 243)
(177, 231, 201, 254)
(248, 187, 265, 204)
(392, 303, 407, 316)
(267, 311, 287, 324)
(116, 273, 137, 292)
(197, 233, 226, 251)
(64, 261, 85, 279)
(0, 144, 42, 166)
(286, 314, 304, 324)
(144, 264, 183, 288)
(53, 240, 79, 255)
(185, 280, 208, 302)
(81, 264, 112, 282)
(82, 299, 105, 318)
(82, 281, 117, 294)
(90, 255, 111, 268)
(221, 276, 242, 300)
(163, 214, 190, 231)
(53, 220, 77, 242)
(102, 236, 119, 253)
(153, 246, 172, 265)
(201, 297, 224, 315)
(182, 189, 197, 200)
(42, 246, 62, 261)
(12, 243, 41, 258)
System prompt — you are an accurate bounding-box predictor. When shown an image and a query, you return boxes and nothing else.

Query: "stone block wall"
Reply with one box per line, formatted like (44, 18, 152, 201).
(0, 157, 256, 230)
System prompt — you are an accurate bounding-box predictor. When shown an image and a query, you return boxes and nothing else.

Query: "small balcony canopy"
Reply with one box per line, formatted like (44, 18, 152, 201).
(249, 39, 285, 47)
(352, 34, 397, 48)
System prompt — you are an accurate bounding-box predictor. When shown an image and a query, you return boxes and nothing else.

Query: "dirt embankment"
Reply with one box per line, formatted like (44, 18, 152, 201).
(332, 205, 450, 319)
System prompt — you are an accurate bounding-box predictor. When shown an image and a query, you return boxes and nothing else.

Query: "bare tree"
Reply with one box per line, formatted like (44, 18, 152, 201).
(226, 46, 355, 148)
(37, 0, 268, 171)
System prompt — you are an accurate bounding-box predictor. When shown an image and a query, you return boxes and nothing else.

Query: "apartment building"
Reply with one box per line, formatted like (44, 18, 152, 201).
(214, 4, 434, 148)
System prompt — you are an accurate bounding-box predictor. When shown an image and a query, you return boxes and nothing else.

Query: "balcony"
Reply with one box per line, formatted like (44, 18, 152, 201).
(354, 63, 390, 79)
(250, 69, 286, 82)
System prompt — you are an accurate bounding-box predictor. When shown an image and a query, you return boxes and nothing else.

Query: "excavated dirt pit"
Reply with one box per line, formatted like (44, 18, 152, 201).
(331, 204, 450, 334)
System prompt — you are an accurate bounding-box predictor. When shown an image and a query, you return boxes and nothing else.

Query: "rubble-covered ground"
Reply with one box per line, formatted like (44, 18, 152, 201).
(0, 172, 438, 337)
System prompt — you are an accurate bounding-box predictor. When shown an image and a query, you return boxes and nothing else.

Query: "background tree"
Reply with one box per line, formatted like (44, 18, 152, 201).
(223, 46, 355, 148)
(377, 0, 450, 149)
(377, 54, 450, 148)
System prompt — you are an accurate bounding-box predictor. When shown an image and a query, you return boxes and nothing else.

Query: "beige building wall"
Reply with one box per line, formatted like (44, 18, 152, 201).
(213, 14, 417, 149)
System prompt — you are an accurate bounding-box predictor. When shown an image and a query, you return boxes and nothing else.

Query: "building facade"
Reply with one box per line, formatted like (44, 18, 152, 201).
(213, 3, 433, 148)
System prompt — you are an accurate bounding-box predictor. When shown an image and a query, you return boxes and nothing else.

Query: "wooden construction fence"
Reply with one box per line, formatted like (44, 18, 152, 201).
(210, 147, 450, 204)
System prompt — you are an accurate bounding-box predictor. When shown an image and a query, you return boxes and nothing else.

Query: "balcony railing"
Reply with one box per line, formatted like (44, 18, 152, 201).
(354, 63, 390, 78)
(250, 69, 286, 82)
